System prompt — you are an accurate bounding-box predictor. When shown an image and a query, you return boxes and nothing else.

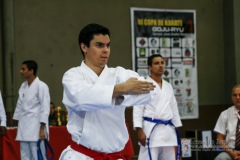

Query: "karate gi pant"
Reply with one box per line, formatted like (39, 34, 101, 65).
(60, 146, 94, 160)
(138, 146, 175, 160)
(59, 146, 125, 160)
(214, 152, 232, 160)
(20, 141, 46, 160)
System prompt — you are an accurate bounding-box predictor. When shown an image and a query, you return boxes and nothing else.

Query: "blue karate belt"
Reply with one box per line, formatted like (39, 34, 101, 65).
(143, 117, 181, 160)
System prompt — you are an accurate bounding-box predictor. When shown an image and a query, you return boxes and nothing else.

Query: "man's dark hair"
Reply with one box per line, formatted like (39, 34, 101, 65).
(78, 23, 110, 57)
(22, 60, 38, 76)
(50, 101, 55, 108)
(147, 54, 163, 66)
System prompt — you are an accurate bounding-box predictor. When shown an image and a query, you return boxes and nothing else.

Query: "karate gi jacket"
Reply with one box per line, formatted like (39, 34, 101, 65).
(62, 61, 153, 153)
(0, 91, 6, 127)
(133, 76, 182, 147)
(13, 77, 50, 141)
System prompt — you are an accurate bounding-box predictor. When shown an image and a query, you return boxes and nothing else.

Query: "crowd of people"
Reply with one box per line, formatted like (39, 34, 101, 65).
(0, 23, 239, 160)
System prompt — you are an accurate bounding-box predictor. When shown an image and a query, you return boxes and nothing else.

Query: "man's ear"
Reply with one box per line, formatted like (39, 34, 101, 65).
(80, 43, 87, 53)
(29, 69, 34, 75)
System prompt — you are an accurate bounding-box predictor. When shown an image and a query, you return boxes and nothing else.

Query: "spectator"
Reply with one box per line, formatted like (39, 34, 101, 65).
(49, 101, 58, 126)
(214, 84, 240, 160)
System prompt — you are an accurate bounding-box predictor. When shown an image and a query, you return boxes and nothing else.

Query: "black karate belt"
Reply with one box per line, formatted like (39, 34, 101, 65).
(143, 117, 181, 160)
(37, 139, 54, 160)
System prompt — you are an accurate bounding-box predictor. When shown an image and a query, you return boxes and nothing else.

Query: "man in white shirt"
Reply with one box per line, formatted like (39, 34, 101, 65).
(133, 54, 182, 160)
(0, 90, 7, 136)
(59, 23, 156, 160)
(214, 84, 240, 160)
(13, 60, 50, 160)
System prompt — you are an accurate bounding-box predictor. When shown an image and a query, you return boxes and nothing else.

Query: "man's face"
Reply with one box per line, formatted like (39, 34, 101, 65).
(50, 104, 55, 115)
(232, 87, 240, 109)
(20, 64, 32, 79)
(81, 34, 110, 69)
(148, 57, 165, 76)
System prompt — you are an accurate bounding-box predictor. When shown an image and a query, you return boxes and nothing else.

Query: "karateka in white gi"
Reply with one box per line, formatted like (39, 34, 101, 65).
(0, 90, 7, 136)
(133, 54, 182, 160)
(59, 23, 156, 160)
(13, 60, 50, 160)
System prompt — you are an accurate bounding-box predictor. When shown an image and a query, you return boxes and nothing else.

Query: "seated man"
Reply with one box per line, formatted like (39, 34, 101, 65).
(49, 102, 58, 126)
(214, 84, 240, 160)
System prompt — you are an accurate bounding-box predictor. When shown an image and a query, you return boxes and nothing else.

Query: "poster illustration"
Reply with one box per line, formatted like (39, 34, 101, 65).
(131, 7, 198, 119)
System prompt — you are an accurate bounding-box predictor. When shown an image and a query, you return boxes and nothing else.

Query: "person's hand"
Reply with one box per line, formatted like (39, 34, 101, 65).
(234, 155, 240, 160)
(230, 150, 240, 159)
(39, 123, 46, 140)
(0, 126, 6, 136)
(124, 77, 155, 94)
(39, 128, 46, 140)
(113, 77, 156, 97)
(137, 128, 146, 146)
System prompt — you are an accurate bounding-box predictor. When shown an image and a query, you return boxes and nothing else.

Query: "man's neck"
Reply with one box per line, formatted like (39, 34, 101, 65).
(150, 74, 162, 86)
(84, 61, 104, 76)
(27, 76, 36, 86)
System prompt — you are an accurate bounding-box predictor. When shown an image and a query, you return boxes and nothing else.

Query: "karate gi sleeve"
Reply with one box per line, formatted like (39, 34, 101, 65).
(170, 86, 182, 127)
(13, 91, 22, 121)
(38, 84, 50, 124)
(0, 92, 6, 127)
(115, 94, 152, 107)
(62, 69, 114, 111)
(133, 105, 145, 129)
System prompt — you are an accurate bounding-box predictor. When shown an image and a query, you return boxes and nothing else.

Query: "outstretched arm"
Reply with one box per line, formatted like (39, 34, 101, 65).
(113, 77, 155, 98)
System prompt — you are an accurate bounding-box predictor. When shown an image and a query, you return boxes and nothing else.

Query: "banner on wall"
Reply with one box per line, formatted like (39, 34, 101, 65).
(130, 7, 198, 119)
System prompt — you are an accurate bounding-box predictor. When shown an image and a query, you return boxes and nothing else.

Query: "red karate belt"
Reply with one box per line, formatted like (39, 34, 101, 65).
(71, 141, 126, 160)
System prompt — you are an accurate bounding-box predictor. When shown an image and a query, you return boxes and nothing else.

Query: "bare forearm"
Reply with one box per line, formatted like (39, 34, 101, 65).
(113, 83, 127, 98)
(136, 127, 146, 146)
(40, 122, 46, 129)
(218, 139, 232, 153)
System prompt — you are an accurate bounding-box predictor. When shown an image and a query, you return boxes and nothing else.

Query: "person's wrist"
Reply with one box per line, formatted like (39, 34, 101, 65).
(228, 149, 235, 157)
(136, 127, 143, 132)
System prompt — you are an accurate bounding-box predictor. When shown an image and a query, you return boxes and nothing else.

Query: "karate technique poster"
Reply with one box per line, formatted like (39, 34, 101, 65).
(131, 7, 198, 119)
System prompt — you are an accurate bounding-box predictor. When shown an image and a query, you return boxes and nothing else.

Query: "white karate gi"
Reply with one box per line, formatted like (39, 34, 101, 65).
(13, 77, 50, 160)
(0, 91, 6, 127)
(133, 76, 182, 160)
(60, 61, 153, 160)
